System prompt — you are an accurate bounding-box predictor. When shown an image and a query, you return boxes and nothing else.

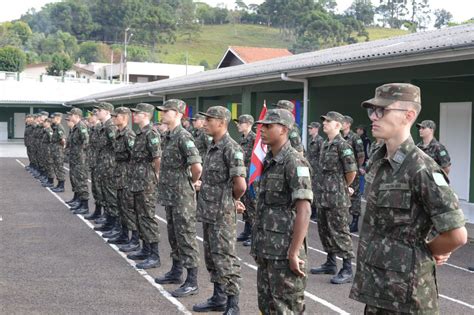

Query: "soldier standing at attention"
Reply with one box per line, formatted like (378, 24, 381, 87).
(36, 111, 50, 184)
(126, 103, 162, 270)
(416, 120, 451, 175)
(274, 100, 304, 153)
(40, 118, 55, 188)
(310, 111, 357, 285)
(191, 113, 211, 160)
(50, 113, 66, 193)
(24, 114, 34, 171)
(306, 121, 324, 221)
(235, 114, 256, 247)
(193, 106, 246, 314)
(350, 83, 467, 314)
(154, 99, 202, 298)
(251, 109, 313, 314)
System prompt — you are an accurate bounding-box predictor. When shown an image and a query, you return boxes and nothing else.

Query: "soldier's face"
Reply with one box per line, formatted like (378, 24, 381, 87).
(308, 127, 317, 136)
(418, 126, 432, 138)
(114, 114, 128, 126)
(133, 112, 145, 124)
(261, 123, 286, 145)
(369, 103, 412, 139)
(204, 117, 223, 136)
(161, 109, 178, 124)
(66, 120, 73, 128)
(237, 122, 250, 133)
(322, 120, 339, 135)
(193, 119, 204, 129)
(96, 109, 108, 120)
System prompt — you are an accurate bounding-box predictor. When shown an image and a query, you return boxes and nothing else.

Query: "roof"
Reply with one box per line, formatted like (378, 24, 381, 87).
(72, 64, 95, 75)
(217, 46, 293, 68)
(68, 24, 474, 105)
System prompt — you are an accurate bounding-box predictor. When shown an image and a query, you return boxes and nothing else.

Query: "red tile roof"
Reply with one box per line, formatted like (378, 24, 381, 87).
(229, 46, 293, 63)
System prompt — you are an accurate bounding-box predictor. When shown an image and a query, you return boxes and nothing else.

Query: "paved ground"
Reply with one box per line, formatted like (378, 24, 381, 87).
(1, 157, 474, 314)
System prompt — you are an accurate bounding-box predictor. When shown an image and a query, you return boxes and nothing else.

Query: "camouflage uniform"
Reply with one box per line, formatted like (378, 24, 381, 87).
(252, 108, 313, 314)
(368, 140, 384, 159)
(88, 121, 102, 205)
(275, 100, 304, 153)
(306, 123, 324, 208)
(67, 113, 89, 201)
(192, 126, 211, 160)
(41, 124, 55, 179)
(238, 115, 256, 225)
(343, 129, 365, 216)
(197, 107, 245, 296)
(31, 122, 42, 170)
(51, 115, 66, 182)
(416, 138, 451, 169)
(24, 117, 34, 166)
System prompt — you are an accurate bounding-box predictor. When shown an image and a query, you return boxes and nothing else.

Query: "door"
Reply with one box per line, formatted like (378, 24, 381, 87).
(14, 112, 26, 138)
(439, 102, 472, 201)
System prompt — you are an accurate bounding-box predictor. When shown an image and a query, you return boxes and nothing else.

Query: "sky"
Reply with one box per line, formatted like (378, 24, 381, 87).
(0, 0, 472, 25)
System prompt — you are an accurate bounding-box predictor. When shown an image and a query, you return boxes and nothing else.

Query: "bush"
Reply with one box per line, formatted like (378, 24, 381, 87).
(0, 46, 27, 72)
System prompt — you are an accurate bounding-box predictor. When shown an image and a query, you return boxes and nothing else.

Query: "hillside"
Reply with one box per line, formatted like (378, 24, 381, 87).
(156, 24, 409, 68)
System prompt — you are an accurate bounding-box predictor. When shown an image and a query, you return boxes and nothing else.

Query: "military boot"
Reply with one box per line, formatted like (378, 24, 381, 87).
(42, 177, 54, 188)
(51, 180, 65, 193)
(84, 203, 102, 220)
(155, 260, 183, 284)
(108, 225, 129, 245)
(330, 258, 353, 284)
(72, 199, 89, 215)
(135, 242, 160, 269)
(193, 283, 227, 312)
(236, 222, 251, 242)
(223, 294, 240, 315)
(310, 253, 337, 275)
(310, 207, 318, 222)
(94, 214, 107, 225)
(349, 215, 359, 233)
(65, 193, 78, 205)
(69, 198, 84, 210)
(94, 215, 114, 232)
(119, 230, 140, 252)
(171, 267, 198, 297)
(102, 217, 121, 238)
(127, 241, 151, 260)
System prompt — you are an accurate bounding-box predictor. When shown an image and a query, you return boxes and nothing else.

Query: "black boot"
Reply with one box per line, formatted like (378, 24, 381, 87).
(349, 215, 359, 233)
(223, 294, 240, 315)
(330, 258, 353, 284)
(236, 222, 251, 242)
(102, 218, 122, 238)
(242, 238, 251, 247)
(94, 213, 107, 225)
(108, 225, 129, 244)
(73, 200, 89, 215)
(66, 193, 78, 205)
(135, 242, 160, 269)
(94, 215, 114, 232)
(119, 230, 140, 252)
(42, 177, 54, 188)
(127, 241, 151, 260)
(193, 283, 227, 312)
(84, 203, 102, 220)
(310, 207, 318, 222)
(70, 198, 84, 211)
(310, 253, 337, 275)
(51, 180, 65, 193)
(155, 260, 183, 284)
(171, 267, 199, 297)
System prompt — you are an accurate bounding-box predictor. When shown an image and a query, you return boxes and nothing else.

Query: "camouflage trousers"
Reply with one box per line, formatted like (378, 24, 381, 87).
(90, 169, 102, 204)
(256, 257, 306, 314)
(241, 189, 256, 224)
(349, 194, 362, 216)
(364, 305, 410, 315)
(44, 149, 55, 179)
(26, 145, 34, 166)
(318, 207, 354, 259)
(98, 175, 118, 217)
(69, 158, 89, 201)
(202, 222, 241, 296)
(165, 205, 200, 268)
(132, 189, 160, 243)
(117, 188, 136, 231)
(51, 146, 65, 181)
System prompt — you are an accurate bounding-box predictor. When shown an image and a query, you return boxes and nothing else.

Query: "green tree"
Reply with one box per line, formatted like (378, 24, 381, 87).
(346, 0, 375, 26)
(46, 53, 73, 76)
(406, 0, 431, 31)
(9, 21, 33, 45)
(77, 41, 111, 63)
(176, 0, 201, 40)
(434, 9, 453, 29)
(376, 0, 408, 28)
(48, 1, 96, 40)
(0, 46, 27, 72)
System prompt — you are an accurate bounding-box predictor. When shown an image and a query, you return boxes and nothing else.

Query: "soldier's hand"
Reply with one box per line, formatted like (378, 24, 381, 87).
(289, 254, 306, 277)
(235, 200, 246, 214)
(359, 167, 366, 175)
(193, 180, 202, 191)
(348, 187, 355, 196)
(433, 252, 451, 265)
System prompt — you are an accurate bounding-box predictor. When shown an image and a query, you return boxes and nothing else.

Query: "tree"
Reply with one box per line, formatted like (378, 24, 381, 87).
(9, 21, 33, 45)
(406, 0, 431, 31)
(46, 53, 73, 76)
(346, 0, 375, 26)
(48, 1, 96, 40)
(0, 46, 27, 72)
(77, 41, 111, 63)
(434, 9, 453, 29)
(176, 0, 201, 40)
(376, 0, 408, 28)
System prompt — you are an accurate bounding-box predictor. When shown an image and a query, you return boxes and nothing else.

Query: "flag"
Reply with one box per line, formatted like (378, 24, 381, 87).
(291, 100, 302, 127)
(248, 102, 268, 187)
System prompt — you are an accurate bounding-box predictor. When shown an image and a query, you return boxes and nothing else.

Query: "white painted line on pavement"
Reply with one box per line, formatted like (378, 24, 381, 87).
(439, 294, 474, 309)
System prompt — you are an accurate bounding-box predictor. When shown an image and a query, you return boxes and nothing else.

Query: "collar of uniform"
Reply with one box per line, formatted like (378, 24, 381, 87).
(117, 127, 127, 136)
(167, 124, 183, 139)
(327, 133, 344, 146)
(268, 140, 291, 164)
(136, 123, 151, 135)
(385, 137, 415, 173)
(210, 132, 230, 149)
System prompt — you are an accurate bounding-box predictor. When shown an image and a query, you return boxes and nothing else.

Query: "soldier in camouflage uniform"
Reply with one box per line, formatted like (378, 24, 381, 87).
(191, 113, 211, 160)
(40, 118, 55, 188)
(416, 120, 451, 175)
(64, 108, 90, 213)
(126, 103, 162, 270)
(251, 109, 313, 314)
(34, 112, 50, 183)
(306, 121, 324, 221)
(342, 115, 366, 233)
(274, 100, 304, 153)
(193, 106, 247, 314)
(367, 138, 384, 159)
(24, 114, 35, 171)
(350, 83, 467, 314)
(235, 114, 256, 247)
(50, 113, 66, 192)
(310, 111, 357, 285)
(154, 99, 202, 298)
(29, 114, 41, 177)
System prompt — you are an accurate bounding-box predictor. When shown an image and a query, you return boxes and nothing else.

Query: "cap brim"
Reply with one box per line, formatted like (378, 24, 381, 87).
(199, 111, 222, 120)
(416, 123, 422, 128)
(361, 98, 395, 108)
(130, 108, 143, 112)
(156, 106, 167, 111)
(320, 115, 329, 121)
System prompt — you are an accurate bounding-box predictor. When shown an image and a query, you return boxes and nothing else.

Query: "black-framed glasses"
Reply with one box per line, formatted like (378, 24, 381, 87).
(366, 106, 409, 119)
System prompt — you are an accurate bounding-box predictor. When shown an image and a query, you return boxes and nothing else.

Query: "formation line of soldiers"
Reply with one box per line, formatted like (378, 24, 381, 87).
(23, 82, 466, 315)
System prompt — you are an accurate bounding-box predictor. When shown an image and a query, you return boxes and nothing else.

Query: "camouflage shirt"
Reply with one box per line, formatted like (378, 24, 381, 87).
(96, 118, 117, 178)
(306, 134, 324, 175)
(289, 125, 304, 153)
(88, 123, 102, 168)
(197, 132, 246, 225)
(42, 126, 54, 155)
(416, 138, 451, 168)
(158, 124, 202, 206)
(192, 127, 211, 160)
(51, 123, 65, 151)
(68, 121, 89, 164)
(24, 124, 33, 147)
(349, 137, 465, 313)
(343, 130, 365, 165)
(368, 140, 384, 160)
(239, 131, 256, 170)
(252, 140, 313, 260)
(114, 126, 136, 190)
(315, 133, 357, 208)
(129, 123, 161, 193)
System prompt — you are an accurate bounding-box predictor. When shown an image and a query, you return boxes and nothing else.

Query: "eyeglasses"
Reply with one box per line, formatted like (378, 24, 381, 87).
(366, 106, 409, 119)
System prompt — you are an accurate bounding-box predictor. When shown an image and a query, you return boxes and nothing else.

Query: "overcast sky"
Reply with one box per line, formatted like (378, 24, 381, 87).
(1, 0, 472, 25)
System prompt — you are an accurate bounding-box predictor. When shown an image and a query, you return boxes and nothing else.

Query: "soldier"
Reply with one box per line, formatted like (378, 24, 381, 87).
(416, 120, 451, 175)
(193, 106, 246, 314)
(235, 114, 256, 247)
(350, 83, 467, 314)
(251, 109, 313, 314)
(50, 113, 66, 192)
(342, 115, 365, 233)
(126, 103, 162, 270)
(40, 118, 55, 188)
(107, 107, 137, 247)
(64, 108, 90, 214)
(310, 111, 357, 285)
(154, 99, 202, 298)
(191, 113, 211, 160)
(306, 121, 324, 221)
(367, 138, 384, 159)
(356, 124, 371, 165)
(24, 114, 35, 171)
(35, 111, 50, 183)
(182, 117, 193, 133)
(274, 100, 304, 153)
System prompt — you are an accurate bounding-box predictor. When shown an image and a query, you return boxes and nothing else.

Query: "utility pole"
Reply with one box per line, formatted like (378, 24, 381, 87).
(123, 27, 133, 84)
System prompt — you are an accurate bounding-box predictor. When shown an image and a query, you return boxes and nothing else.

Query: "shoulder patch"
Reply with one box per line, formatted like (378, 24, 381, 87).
(186, 140, 195, 148)
(150, 137, 159, 145)
(433, 172, 448, 186)
(342, 148, 353, 157)
(440, 150, 447, 157)
(80, 128, 87, 134)
(128, 139, 135, 148)
(208, 136, 213, 142)
(290, 131, 298, 138)
(234, 152, 243, 160)
(58, 130, 63, 135)
(356, 139, 363, 144)
(108, 131, 115, 138)
(297, 166, 310, 177)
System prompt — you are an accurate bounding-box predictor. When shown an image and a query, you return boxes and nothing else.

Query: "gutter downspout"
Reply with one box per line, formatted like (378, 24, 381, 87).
(280, 73, 308, 149)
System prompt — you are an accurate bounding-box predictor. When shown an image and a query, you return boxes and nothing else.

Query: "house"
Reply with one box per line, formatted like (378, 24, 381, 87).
(217, 46, 293, 68)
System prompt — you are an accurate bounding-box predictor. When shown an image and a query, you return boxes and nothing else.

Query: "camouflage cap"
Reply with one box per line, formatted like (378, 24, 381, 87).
(361, 83, 421, 108)
(308, 121, 321, 129)
(256, 109, 294, 128)
(236, 114, 254, 125)
(320, 111, 345, 123)
(343, 115, 354, 125)
(199, 106, 231, 123)
(66, 108, 83, 117)
(65, 116, 71, 121)
(131, 103, 155, 114)
(94, 102, 114, 112)
(274, 100, 294, 111)
(50, 112, 62, 118)
(26, 114, 33, 118)
(39, 111, 49, 117)
(416, 119, 436, 130)
(112, 107, 131, 116)
(190, 113, 205, 121)
(156, 99, 186, 114)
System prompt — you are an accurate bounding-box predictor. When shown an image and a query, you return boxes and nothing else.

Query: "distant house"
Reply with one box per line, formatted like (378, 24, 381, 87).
(217, 46, 293, 69)
(22, 63, 97, 80)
